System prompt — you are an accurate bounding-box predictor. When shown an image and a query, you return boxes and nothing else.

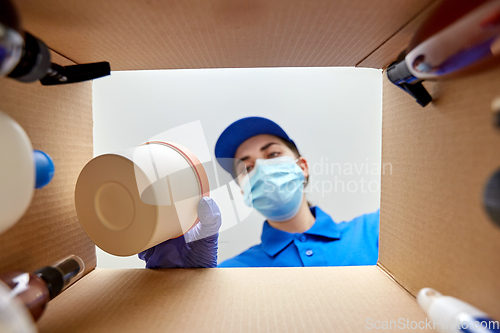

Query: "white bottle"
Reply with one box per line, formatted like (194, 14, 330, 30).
(0, 111, 54, 235)
(417, 288, 500, 333)
(0, 111, 35, 234)
(404, 0, 500, 80)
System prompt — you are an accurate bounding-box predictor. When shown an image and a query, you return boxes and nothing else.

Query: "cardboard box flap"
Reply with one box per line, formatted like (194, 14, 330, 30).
(380, 65, 500, 318)
(0, 52, 96, 276)
(357, 2, 440, 69)
(37, 266, 434, 332)
(14, 0, 435, 70)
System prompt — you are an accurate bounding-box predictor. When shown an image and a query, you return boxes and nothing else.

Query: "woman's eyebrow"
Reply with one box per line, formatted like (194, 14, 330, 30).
(260, 142, 279, 151)
(236, 142, 280, 163)
(235, 142, 278, 167)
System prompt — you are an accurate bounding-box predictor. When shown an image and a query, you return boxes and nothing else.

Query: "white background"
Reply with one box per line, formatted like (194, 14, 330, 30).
(92, 67, 382, 268)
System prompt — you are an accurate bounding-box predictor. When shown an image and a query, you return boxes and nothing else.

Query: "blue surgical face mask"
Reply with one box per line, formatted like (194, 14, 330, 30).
(241, 156, 305, 222)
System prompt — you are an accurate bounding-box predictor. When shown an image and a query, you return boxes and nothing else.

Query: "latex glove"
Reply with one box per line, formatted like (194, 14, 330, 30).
(138, 197, 222, 268)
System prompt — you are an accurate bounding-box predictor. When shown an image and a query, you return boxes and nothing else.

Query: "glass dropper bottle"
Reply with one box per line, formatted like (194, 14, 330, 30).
(0, 255, 85, 321)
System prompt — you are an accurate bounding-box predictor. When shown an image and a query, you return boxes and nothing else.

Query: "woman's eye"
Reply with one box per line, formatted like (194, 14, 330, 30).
(246, 165, 253, 173)
(268, 152, 280, 158)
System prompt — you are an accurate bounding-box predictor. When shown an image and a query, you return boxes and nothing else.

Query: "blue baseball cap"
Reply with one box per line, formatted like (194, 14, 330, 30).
(215, 117, 297, 176)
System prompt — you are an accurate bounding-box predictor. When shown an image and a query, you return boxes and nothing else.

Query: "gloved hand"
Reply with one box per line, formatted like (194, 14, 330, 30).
(138, 197, 222, 268)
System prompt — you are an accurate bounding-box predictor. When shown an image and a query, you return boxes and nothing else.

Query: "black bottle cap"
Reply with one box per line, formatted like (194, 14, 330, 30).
(387, 60, 432, 107)
(34, 266, 64, 300)
(34, 257, 83, 300)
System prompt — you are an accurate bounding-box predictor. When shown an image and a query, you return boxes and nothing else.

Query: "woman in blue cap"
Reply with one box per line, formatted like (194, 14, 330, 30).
(139, 117, 379, 268)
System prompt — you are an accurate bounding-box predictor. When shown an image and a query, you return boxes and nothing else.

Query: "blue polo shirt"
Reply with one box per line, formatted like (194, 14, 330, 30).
(218, 206, 379, 267)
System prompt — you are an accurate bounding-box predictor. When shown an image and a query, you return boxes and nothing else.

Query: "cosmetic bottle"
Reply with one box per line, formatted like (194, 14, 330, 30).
(0, 255, 85, 322)
(0, 111, 55, 234)
(387, 0, 500, 106)
(417, 287, 500, 333)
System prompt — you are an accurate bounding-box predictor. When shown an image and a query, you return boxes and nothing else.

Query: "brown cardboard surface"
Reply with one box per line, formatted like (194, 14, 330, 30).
(14, 0, 433, 70)
(3, 1, 498, 330)
(380, 66, 500, 318)
(0, 52, 96, 276)
(357, 2, 440, 69)
(38, 266, 435, 333)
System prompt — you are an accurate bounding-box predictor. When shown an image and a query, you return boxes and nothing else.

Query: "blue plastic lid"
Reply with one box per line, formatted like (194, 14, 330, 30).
(33, 150, 55, 189)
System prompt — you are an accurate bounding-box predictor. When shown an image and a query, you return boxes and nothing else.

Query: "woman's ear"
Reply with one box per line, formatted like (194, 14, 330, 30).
(298, 157, 309, 179)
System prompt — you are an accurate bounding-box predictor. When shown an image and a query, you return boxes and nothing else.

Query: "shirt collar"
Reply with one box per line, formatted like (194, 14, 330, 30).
(304, 206, 342, 239)
(260, 206, 342, 257)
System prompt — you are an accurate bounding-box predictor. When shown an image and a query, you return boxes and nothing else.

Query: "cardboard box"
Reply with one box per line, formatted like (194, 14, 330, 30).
(1, 0, 499, 332)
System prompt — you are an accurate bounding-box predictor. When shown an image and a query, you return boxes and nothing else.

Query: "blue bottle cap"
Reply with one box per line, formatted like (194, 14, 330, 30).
(33, 150, 55, 189)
